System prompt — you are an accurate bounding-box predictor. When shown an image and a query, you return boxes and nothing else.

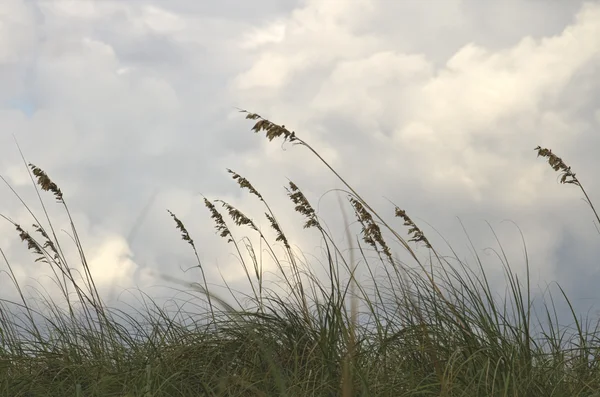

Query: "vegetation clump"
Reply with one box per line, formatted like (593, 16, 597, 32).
(0, 113, 599, 396)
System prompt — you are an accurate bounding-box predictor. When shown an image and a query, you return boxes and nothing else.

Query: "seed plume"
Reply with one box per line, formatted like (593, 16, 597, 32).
(349, 197, 393, 263)
(29, 164, 63, 202)
(286, 181, 320, 229)
(534, 146, 579, 185)
(204, 198, 233, 243)
(395, 208, 432, 249)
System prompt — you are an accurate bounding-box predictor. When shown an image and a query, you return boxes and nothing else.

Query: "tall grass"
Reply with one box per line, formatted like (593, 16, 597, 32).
(0, 112, 599, 396)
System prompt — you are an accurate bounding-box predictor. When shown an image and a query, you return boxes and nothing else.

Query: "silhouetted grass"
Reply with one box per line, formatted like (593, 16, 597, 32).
(0, 113, 598, 396)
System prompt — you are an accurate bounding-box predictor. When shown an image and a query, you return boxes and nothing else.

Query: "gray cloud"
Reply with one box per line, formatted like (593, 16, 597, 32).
(1, 0, 599, 326)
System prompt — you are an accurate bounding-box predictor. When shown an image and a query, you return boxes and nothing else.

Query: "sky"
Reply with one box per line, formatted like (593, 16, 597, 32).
(1, 0, 600, 328)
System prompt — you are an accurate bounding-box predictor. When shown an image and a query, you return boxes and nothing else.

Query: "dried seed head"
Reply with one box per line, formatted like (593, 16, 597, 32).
(534, 146, 580, 186)
(286, 181, 320, 229)
(265, 212, 290, 249)
(167, 210, 195, 247)
(241, 110, 297, 144)
(227, 169, 263, 201)
(32, 224, 60, 262)
(15, 224, 45, 261)
(29, 164, 63, 202)
(349, 197, 393, 263)
(394, 207, 432, 249)
(204, 198, 233, 243)
(216, 200, 258, 231)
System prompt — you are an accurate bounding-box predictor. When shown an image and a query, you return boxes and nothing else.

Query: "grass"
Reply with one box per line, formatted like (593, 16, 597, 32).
(0, 111, 599, 396)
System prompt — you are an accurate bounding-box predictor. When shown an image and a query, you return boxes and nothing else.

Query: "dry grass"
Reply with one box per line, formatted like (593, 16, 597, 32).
(0, 112, 599, 396)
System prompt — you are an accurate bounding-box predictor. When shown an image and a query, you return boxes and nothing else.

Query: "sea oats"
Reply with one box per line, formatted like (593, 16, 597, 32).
(167, 209, 214, 320)
(534, 146, 579, 186)
(349, 197, 393, 263)
(227, 169, 264, 201)
(226, 169, 291, 248)
(204, 198, 233, 243)
(286, 181, 320, 229)
(216, 200, 258, 231)
(29, 164, 63, 203)
(32, 223, 61, 262)
(535, 145, 600, 226)
(167, 210, 195, 248)
(242, 110, 298, 144)
(265, 212, 290, 249)
(15, 224, 44, 260)
(394, 208, 432, 249)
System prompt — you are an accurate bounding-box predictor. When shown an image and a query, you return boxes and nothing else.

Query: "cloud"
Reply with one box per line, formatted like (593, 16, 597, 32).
(1, 0, 599, 324)
(231, 0, 600, 311)
(0, 0, 295, 303)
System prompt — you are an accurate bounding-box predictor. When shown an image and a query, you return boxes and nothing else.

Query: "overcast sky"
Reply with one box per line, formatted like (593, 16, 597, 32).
(2, 0, 600, 326)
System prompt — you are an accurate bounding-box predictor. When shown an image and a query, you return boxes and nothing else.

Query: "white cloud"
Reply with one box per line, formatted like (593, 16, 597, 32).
(231, 0, 600, 303)
(240, 21, 287, 49)
(140, 5, 186, 34)
(1, 0, 599, 322)
(0, 0, 36, 64)
(41, 0, 112, 19)
(87, 234, 137, 286)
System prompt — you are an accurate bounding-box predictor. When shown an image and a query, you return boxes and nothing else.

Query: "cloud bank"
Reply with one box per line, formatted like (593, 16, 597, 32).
(1, 0, 599, 321)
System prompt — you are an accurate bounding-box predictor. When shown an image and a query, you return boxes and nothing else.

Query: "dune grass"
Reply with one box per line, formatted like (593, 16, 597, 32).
(0, 112, 599, 396)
